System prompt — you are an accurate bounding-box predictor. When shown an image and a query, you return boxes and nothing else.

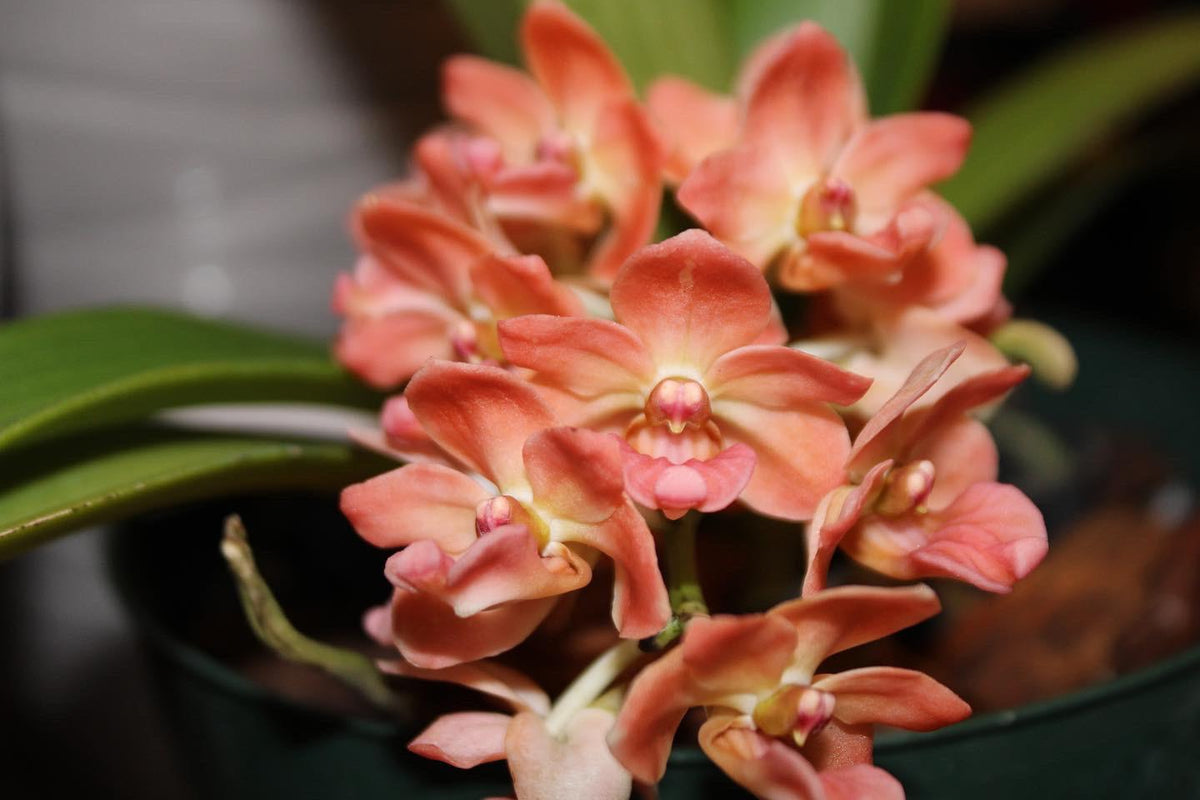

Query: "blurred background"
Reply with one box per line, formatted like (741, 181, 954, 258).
(1, 0, 1197, 796)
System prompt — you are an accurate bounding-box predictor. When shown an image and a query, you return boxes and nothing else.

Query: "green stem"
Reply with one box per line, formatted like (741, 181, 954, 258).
(220, 515, 405, 714)
(647, 511, 708, 651)
(543, 639, 642, 737)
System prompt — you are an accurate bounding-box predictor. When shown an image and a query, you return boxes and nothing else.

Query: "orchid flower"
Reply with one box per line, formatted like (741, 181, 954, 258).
(341, 361, 669, 667)
(676, 22, 971, 294)
(401, 658, 631, 800)
(435, 0, 663, 283)
(609, 585, 970, 799)
(804, 344, 1048, 595)
(333, 194, 582, 389)
(498, 229, 870, 521)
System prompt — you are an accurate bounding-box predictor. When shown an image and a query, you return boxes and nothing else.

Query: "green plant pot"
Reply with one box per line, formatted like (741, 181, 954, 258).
(106, 317, 1200, 799)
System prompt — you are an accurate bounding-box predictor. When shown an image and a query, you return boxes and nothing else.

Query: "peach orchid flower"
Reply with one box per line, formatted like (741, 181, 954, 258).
(676, 22, 972, 293)
(498, 230, 871, 521)
(332, 193, 582, 389)
(341, 361, 668, 667)
(804, 344, 1047, 595)
(402, 660, 631, 800)
(437, 0, 663, 283)
(608, 585, 970, 799)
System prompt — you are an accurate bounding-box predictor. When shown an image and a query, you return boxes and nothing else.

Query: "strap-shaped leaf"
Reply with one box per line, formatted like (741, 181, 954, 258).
(0, 307, 378, 451)
(941, 11, 1200, 231)
(0, 425, 391, 560)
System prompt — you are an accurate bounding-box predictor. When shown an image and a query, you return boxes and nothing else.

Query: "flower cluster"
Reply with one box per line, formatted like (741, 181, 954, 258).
(331, 3, 1050, 798)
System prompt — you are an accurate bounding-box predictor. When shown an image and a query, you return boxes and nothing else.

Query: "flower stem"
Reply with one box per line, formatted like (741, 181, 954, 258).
(646, 511, 708, 651)
(544, 638, 642, 737)
(220, 515, 406, 714)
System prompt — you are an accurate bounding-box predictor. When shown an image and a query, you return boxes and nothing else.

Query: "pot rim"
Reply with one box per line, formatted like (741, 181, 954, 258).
(107, 528, 1200, 753)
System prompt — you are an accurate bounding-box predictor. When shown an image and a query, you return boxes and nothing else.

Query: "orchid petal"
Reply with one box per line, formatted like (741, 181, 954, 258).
(848, 342, 965, 476)
(607, 648, 695, 783)
(508, 709, 632, 800)
(677, 144, 796, 270)
(682, 614, 798, 697)
(851, 482, 1047, 592)
(387, 526, 591, 617)
(409, 712, 512, 768)
(520, 1, 631, 135)
(333, 311, 457, 389)
(802, 461, 892, 597)
(708, 345, 871, 409)
(771, 584, 941, 678)
(714, 401, 852, 521)
(585, 99, 664, 283)
(832, 113, 972, 222)
(818, 765, 905, 800)
(353, 195, 488, 303)
(610, 229, 774, 369)
(646, 76, 738, 184)
(845, 309, 1011, 418)
(405, 361, 555, 490)
(498, 315, 655, 403)
(801, 718, 874, 771)
(469, 253, 584, 320)
(698, 715, 828, 800)
(390, 589, 557, 669)
(558, 503, 669, 639)
(340, 462, 487, 554)
(742, 23, 862, 178)
(789, 203, 939, 289)
(379, 659, 551, 716)
(908, 417, 998, 509)
(485, 162, 604, 232)
(442, 55, 555, 162)
(523, 427, 626, 524)
(815, 666, 970, 731)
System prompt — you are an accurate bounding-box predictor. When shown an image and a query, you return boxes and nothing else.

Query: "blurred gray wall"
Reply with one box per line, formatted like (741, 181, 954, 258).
(0, 2, 462, 796)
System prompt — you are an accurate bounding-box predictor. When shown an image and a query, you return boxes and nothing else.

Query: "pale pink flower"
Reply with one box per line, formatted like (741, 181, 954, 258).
(332, 194, 582, 389)
(401, 661, 631, 800)
(341, 361, 668, 667)
(804, 344, 1048, 595)
(436, 0, 663, 283)
(609, 585, 969, 798)
(676, 23, 971, 293)
(498, 230, 870, 521)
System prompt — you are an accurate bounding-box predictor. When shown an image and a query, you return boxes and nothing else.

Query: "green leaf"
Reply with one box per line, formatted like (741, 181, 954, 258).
(940, 11, 1200, 232)
(0, 307, 379, 452)
(730, 0, 950, 113)
(0, 425, 391, 560)
(442, 0, 524, 66)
